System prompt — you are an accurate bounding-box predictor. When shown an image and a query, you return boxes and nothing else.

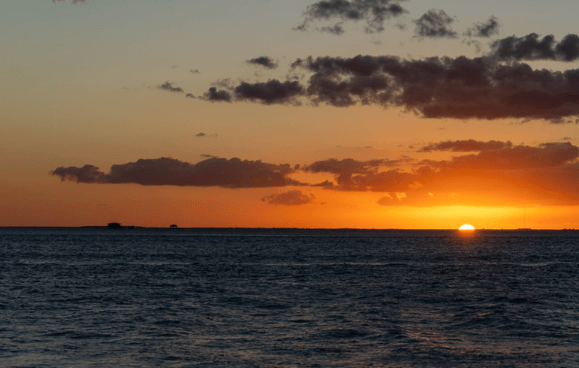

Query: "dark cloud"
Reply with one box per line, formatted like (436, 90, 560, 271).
(261, 190, 315, 205)
(190, 69, 200, 74)
(185, 93, 196, 99)
(51, 165, 106, 183)
(414, 9, 457, 39)
(247, 57, 278, 69)
(289, 54, 579, 122)
(196, 132, 206, 137)
(295, 0, 407, 35)
(491, 33, 579, 62)
(464, 16, 500, 38)
(204, 53, 579, 121)
(51, 157, 302, 188)
(157, 81, 184, 93)
(418, 139, 513, 152)
(203, 80, 304, 105)
(234, 80, 304, 105)
(202, 87, 232, 102)
(557, 35, 579, 62)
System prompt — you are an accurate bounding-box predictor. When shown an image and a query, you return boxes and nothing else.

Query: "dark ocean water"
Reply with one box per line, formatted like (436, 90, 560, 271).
(1, 228, 579, 367)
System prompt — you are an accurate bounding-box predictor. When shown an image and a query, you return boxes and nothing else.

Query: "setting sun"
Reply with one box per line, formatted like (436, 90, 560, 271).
(459, 224, 476, 230)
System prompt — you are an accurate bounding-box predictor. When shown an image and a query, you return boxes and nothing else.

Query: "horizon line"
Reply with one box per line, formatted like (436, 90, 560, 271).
(1, 226, 576, 231)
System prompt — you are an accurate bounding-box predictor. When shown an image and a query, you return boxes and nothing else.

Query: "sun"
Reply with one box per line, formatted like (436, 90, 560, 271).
(459, 224, 475, 230)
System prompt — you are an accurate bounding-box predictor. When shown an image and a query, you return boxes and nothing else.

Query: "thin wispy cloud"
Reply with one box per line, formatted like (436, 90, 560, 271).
(304, 158, 392, 174)
(157, 81, 184, 93)
(203, 80, 304, 105)
(464, 16, 500, 38)
(196, 132, 217, 137)
(262, 190, 315, 205)
(418, 140, 512, 152)
(247, 57, 278, 69)
(52, 0, 88, 4)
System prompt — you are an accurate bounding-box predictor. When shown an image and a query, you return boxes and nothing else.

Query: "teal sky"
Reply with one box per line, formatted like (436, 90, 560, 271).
(4, 0, 578, 95)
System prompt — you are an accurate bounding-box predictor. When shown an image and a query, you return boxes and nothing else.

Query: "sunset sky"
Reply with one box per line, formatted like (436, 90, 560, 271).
(3, 0, 579, 229)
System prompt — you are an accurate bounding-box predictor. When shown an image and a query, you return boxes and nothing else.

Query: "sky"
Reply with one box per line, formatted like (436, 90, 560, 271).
(2, 0, 579, 229)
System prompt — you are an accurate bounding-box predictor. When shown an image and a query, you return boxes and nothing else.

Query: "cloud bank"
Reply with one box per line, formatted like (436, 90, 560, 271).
(51, 157, 302, 188)
(51, 141, 579, 206)
(203, 54, 579, 122)
(307, 142, 579, 206)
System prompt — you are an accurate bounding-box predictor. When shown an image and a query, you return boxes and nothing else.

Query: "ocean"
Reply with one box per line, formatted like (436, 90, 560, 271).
(1, 228, 578, 367)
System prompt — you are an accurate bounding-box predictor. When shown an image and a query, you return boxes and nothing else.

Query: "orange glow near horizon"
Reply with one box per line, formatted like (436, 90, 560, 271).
(3, 178, 579, 229)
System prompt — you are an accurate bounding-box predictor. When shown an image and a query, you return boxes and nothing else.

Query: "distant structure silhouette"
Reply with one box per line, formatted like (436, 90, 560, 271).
(107, 222, 122, 230)
(170, 224, 178, 229)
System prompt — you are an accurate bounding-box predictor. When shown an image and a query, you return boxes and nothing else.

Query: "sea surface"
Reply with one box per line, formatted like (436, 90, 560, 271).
(1, 228, 579, 367)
